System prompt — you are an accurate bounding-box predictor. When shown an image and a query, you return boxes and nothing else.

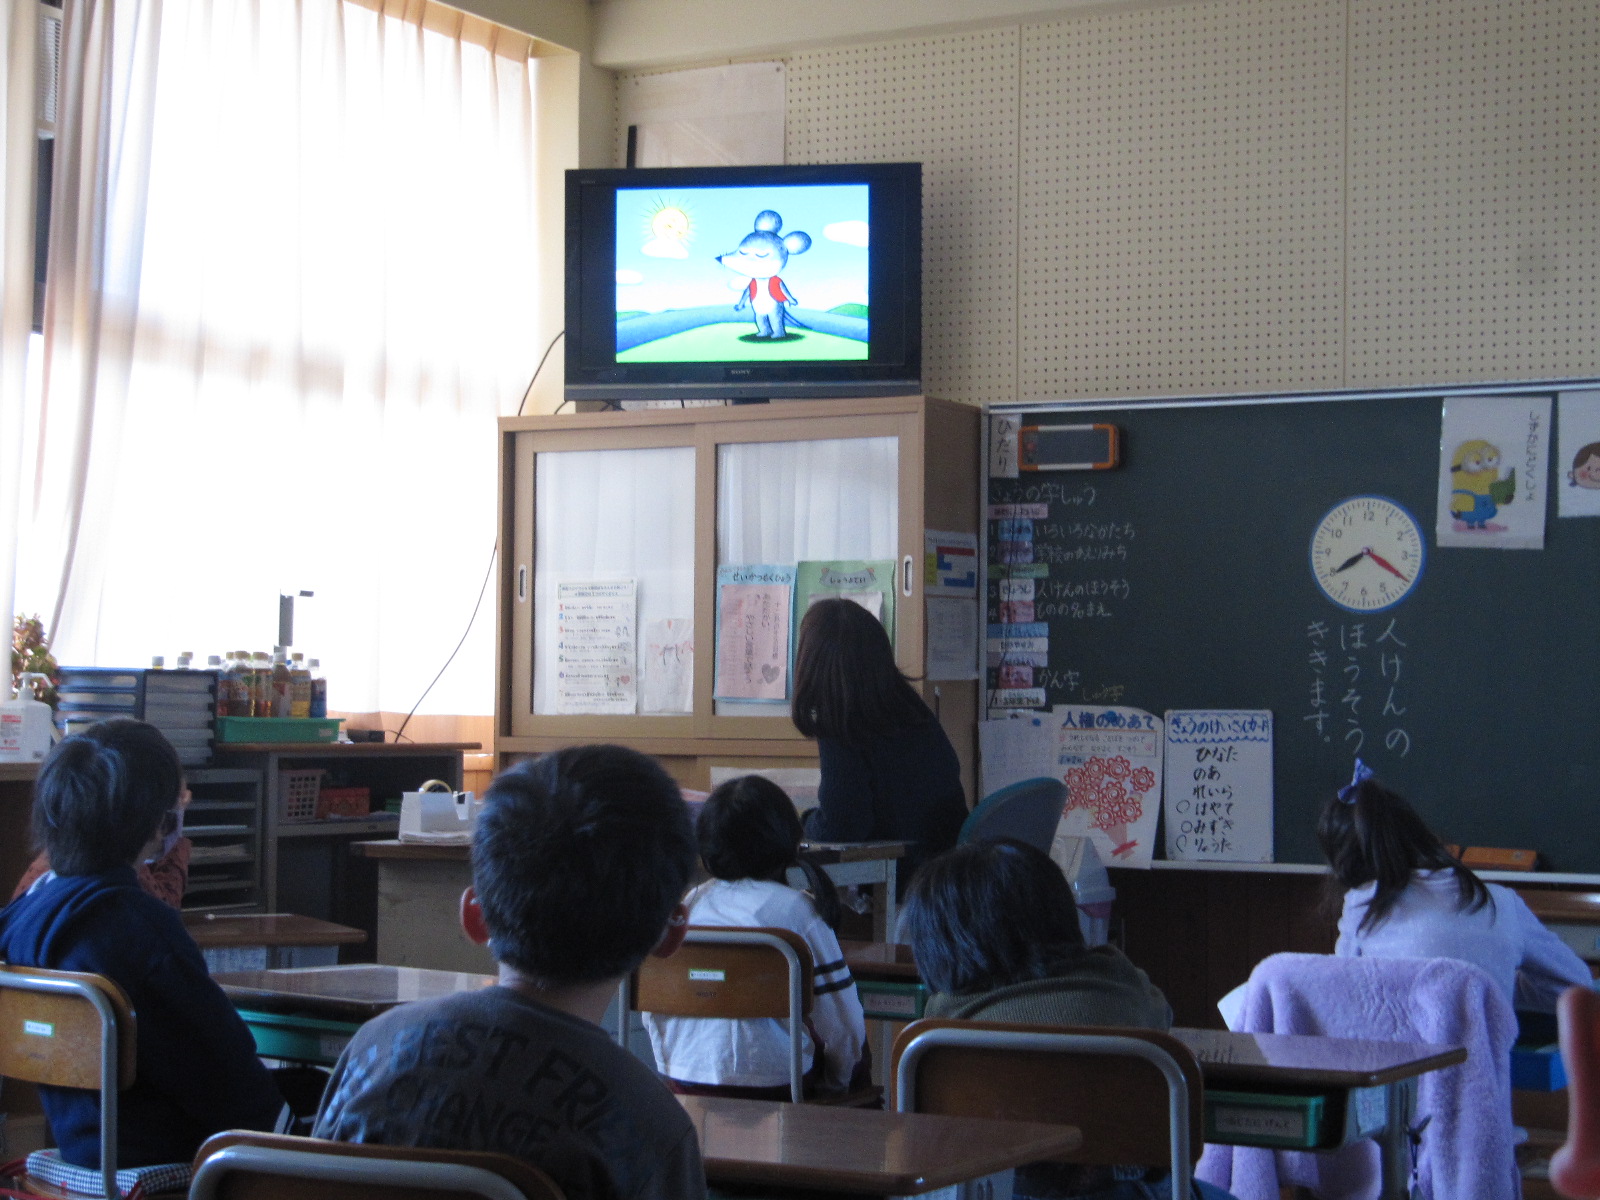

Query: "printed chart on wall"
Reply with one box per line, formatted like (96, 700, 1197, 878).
(985, 386, 1600, 869)
(555, 581, 638, 715)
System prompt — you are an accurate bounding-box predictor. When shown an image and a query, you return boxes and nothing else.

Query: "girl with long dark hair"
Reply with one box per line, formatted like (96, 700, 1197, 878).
(791, 598, 966, 890)
(1319, 761, 1588, 1010)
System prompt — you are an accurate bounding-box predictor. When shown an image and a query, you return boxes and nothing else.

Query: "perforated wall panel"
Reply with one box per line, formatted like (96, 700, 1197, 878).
(610, 0, 1600, 403)
(1019, 0, 1345, 400)
(784, 28, 1021, 408)
(1347, 0, 1600, 386)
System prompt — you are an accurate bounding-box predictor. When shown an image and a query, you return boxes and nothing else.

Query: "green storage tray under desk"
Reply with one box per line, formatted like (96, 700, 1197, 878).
(1204, 1090, 1330, 1149)
(855, 979, 928, 1022)
(238, 1008, 359, 1066)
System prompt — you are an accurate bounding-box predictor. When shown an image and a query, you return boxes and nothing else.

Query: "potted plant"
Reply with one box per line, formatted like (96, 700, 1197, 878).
(12, 613, 59, 707)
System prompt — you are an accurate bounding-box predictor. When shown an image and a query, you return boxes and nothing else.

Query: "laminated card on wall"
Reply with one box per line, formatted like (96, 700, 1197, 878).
(1162, 710, 1274, 863)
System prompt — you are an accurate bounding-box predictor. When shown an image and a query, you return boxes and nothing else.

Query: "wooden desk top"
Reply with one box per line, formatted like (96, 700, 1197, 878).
(0, 762, 41, 784)
(217, 964, 495, 1021)
(841, 939, 920, 981)
(351, 840, 470, 861)
(1516, 889, 1600, 924)
(183, 913, 368, 950)
(800, 840, 909, 863)
(352, 838, 913, 864)
(217, 742, 480, 755)
(1172, 1027, 1466, 1089)
(680, 1094, 1080, 1194)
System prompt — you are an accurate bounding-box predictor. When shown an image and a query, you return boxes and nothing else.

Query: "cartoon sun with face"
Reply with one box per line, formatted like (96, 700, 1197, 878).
(640, 201, 693, 259)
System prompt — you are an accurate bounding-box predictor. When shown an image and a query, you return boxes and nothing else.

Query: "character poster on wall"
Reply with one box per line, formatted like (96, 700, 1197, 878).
(1435, 394, 1551, 549)
(1558, 390, 1600, 519)
(1055, 705, 1163, 869)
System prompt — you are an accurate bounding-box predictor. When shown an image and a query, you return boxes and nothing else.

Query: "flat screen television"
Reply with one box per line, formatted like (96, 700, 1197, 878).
(565, 162, 921, 404)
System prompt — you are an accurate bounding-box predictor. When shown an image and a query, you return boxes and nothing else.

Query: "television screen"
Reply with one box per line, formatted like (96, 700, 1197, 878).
(566, 163, 920, 403)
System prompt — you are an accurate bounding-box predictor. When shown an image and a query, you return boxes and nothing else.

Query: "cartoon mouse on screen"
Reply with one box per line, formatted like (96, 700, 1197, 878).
(718, 210, 811, 339)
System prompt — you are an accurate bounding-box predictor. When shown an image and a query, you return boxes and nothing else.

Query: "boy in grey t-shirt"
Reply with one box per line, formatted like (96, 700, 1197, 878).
(315, 745, 703, 1200)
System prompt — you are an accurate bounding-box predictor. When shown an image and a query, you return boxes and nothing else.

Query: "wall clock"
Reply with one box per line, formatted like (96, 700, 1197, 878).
(1309, 495, 1425, 612)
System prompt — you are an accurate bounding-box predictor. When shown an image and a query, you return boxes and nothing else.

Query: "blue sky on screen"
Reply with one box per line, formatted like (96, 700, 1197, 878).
(615, 183, 869, 315)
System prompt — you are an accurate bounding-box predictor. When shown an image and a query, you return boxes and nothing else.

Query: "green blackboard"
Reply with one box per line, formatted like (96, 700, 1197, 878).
(986, 387, 1600, 869)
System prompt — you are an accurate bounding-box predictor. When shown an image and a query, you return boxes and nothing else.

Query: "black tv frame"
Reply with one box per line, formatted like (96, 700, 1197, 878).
(564, 162, 922, 404)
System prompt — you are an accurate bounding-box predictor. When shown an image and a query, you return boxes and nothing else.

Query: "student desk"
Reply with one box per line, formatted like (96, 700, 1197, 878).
(184, 912, 368, 972)
(350, 839, 908, 973)
(1515, 888, 1600, 966)
(682, 1093, 1080, 1198)
(840, 942, 1464, 1200)
(217, 964, 496, 1065)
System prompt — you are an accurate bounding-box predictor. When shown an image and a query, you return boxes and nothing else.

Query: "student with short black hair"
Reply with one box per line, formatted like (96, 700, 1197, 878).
(0, 719, 284, 1170)
(903, 839, 1237, 1200)
(1319, 761, 1588, 1011)
(792, 598, 966, 891)
(314, 744, 706, 1200)
(644, 774, 867, 1097)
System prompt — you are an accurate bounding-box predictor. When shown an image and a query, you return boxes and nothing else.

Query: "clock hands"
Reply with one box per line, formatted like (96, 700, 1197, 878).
(1364, 549, 1410, 582)
(1327, 546, 1412, 584)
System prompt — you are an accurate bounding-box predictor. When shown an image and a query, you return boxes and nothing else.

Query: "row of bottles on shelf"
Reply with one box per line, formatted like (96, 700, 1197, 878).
(152, 650, 328, 720)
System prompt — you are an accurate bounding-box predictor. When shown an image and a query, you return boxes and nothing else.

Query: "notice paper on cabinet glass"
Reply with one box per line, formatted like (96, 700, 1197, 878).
(555, 581, 638, 715)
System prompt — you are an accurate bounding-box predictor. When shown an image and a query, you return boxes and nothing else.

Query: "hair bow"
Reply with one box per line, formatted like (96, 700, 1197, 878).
(1337, 758, 1375, 804)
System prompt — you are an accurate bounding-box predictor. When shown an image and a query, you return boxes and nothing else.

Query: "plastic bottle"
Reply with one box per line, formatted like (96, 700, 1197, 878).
(1, 674, 56, 762)
(270, 648, 293, 718)
(150, 655, 165, 670)
(176, 651, 194, 671)
(227, 651, 253, 717)
(308, 659, 328, 719)
(250, 651, 272, 717)
(208, 655, 227, 719)
(289, 653, 312, 718)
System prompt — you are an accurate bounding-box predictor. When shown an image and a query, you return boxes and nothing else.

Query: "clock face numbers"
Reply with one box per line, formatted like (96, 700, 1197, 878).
(1310, 496, 1425, 612)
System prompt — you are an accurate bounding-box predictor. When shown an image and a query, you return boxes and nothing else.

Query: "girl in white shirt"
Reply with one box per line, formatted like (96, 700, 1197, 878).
(643, 775, 868, 1097)
(1319, 762, 1590, 1012)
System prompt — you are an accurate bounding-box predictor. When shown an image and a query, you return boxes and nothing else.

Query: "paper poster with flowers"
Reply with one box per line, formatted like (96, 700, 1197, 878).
(1055, 705, 1163, 868)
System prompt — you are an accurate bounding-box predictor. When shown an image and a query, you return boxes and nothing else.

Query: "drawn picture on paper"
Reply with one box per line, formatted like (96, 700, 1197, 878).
(1435, 394, 1551, 550)
(1056, 707, 1163, 868)
(1447, 439, 1516, 532)
(1558, 391, 1600, 518)
(642, 618, 693, 713)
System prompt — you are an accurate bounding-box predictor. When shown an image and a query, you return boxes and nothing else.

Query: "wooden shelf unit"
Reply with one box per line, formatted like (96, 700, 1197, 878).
(496, 396, 981, 793)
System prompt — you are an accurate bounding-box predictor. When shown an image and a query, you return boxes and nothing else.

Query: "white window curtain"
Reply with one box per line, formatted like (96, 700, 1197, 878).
(0, 0, 39, 636)
(19, 0, 550, 716)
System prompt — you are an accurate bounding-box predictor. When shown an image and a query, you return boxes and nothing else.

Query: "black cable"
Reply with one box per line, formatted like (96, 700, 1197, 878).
(515, 329, 566, 417)
(392, 539, 497, 745)
(392, 330, 565, 743)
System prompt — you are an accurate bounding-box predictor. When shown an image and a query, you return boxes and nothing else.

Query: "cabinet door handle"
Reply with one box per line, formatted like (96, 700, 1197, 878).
(517, 565, 528, 603)
(902, 554, 914, 598)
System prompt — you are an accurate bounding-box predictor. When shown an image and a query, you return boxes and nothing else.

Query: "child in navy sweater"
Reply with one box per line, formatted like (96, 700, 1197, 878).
(0, 719, 283, 1169)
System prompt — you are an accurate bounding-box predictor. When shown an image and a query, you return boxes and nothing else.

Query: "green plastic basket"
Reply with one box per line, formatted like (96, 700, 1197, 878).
(215, 716, 343, 744)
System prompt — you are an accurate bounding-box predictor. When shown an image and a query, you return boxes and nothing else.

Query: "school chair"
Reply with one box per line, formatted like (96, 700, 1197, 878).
(1197, 951, 1518, 1200)
(958, 777, 1068, 853)
(0, 963, 189, 1199)
(1551, 985, 1600, 1198)
(629, 925, 878, 1106)
(890, 1017, 1203, 1200)
(189, 1131, 565, 1199)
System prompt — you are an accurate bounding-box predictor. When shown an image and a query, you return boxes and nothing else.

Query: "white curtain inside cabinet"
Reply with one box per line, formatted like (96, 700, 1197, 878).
(716, 436, 899, 716)
(532, 446, 696, 715)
